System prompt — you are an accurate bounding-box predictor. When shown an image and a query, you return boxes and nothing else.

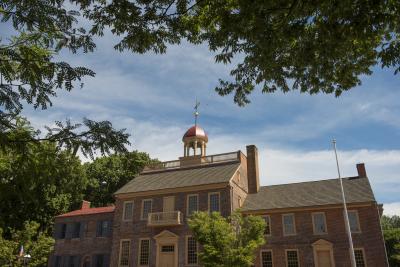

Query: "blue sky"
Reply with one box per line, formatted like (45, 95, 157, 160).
(17, 31, 400, 214)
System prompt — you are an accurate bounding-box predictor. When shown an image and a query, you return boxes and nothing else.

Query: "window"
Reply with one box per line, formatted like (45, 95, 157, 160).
(142, 199, 153, 220)
(139, 239, 150, 266)
(263, 215, 271, 236)
(54, 256, 62, 267)
(119, 240, 131, 267)
(187, 194, 199, 216)
(97, 220, 112, 237)
(187, 236, 198, 265)
(209, 192, 220, 213)
(354, 249, 366, 267)
(56, 223, 67, 239)
(71, 222, 81, 238)
(123, 201, 134, 221)
(348, 211, 361, 233)
(286, 250, 299, 267)
(238, 196, 242, 208)
(282, 214, 296, 236)
(312, 212, 327, 234)
(68, 255, 78, 267)
(95, 254, 104, 267)
(261, 250, 273, 267)
(161, 245, 175, 252)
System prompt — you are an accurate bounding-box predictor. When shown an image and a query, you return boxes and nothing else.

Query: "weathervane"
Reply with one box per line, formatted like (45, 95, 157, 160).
(194, 98, 200, 126)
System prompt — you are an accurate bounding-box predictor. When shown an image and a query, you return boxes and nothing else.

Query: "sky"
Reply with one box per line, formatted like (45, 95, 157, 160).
(17, 30, 400, 215)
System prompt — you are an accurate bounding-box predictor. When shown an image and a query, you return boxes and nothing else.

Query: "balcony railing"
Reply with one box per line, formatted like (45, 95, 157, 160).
(143, 151, 241, 172)
(147, 211, 183, 227)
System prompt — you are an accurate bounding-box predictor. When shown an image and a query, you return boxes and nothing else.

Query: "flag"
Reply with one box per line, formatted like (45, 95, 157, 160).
(18, 245, 24, 257)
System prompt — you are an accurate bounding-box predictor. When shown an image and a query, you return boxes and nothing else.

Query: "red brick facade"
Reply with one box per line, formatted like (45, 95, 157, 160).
(50, 142, 388, 267)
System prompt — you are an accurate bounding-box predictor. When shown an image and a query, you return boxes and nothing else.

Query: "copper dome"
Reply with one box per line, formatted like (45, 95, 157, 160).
(182, 125, 208, 142)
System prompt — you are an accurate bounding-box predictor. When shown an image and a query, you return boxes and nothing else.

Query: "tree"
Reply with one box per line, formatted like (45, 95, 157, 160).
(84, 151, 157, 207)
(2, 0, 400, 109)
(381, 215, 400, 230)
(188, 211, 265, 267)
(383, 228, 400, 266)
(0, 118, 87, 233)
(0, 221, 54, 267)
(381, 215, 400, 266)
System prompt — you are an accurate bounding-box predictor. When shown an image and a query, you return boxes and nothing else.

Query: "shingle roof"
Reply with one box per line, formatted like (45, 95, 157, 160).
(242, 177, 375, 211)
(56, 206, 115, 218)
(115, 162, 240, 195)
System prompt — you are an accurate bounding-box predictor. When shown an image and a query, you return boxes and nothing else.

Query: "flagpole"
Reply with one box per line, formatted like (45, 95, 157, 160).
(332, 139, 356, 267)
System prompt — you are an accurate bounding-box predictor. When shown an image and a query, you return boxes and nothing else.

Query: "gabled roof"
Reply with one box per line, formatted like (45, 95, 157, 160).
(56, 206, 115, 218)
(115, 162, 240, 195)
(242, 177, 375, 211)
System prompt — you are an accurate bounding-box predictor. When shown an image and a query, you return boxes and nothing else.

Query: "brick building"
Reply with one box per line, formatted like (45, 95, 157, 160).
(50, 124, 388, 267)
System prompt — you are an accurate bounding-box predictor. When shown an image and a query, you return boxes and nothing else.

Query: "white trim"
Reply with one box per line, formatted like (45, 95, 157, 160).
(138, 238, 150, 266)
(260, 249, 273, 267)
(141, 199, 153, 220)
(262, 215, 272, 236)
(118, 239, 131, 267)
(122, 201, 134, 222)
(312, 212, 328, 235)
(354, 247, 367, 267)
(186, 194, 199, 216)
(282, 213, 296, 236)
(348, 210, 362, 233)
(208, 192, 221, 213)
(185, 235, 199, 266)
(285, 249, 300, 267)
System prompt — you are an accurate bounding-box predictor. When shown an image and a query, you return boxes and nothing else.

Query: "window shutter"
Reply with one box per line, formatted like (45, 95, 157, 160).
(54, 223, 61, 239)
(92, 255, 98, 267)
(74, 255, 81, 267)
(65, 223, 73, 239)
(106, 221, 112, 237)
(62, 255, 69, 266)
(104, 254, 110, 267)
(96, 221, 102, 237)
(79, 222, 85, 239)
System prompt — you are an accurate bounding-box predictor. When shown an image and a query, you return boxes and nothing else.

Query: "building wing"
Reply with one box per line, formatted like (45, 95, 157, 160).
(242, 177, 375, 211)
(115, 162, 240, 195)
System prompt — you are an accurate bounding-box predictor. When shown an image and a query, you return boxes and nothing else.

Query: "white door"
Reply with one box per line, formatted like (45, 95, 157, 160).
(317, 250, 332, 267)
(159, 245, 175, 267)
(163, 196, 175, 212)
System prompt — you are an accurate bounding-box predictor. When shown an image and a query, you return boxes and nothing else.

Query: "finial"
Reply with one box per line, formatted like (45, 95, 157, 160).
(194, 98, 200, 126)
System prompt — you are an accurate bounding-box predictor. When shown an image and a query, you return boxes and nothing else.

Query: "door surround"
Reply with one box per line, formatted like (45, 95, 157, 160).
(154, 230, 179, 267)
(312, 239, 335, 267)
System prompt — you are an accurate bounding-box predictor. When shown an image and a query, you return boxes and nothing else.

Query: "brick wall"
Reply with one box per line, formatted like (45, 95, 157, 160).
(252, 204, 387, 267)
(110, 186, 232, 267)
(50, 212, 114, 266)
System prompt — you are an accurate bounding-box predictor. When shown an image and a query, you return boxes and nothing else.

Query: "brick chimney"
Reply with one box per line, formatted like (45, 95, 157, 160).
(81, 200, 91, 210)
(246, 145, 260, 193)
(356, 163, 367, 178)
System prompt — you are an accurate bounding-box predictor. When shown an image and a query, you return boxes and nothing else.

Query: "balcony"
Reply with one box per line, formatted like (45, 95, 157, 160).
(147, 211, 183, 227)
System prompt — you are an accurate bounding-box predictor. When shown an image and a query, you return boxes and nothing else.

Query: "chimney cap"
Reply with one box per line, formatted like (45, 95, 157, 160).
(81, 200, 91, 210)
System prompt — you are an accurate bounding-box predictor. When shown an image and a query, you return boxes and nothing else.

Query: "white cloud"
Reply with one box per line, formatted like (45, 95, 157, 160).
(383, 202, 400, 216)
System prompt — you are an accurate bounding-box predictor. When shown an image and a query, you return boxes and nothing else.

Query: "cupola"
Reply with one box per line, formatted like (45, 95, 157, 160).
(182, 125, 208, 157)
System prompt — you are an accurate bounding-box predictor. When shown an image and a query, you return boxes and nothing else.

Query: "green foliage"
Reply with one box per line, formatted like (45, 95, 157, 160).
(188, 211, 265, 267)
(382, 215, 400, 230)
(0, 221, 54, 267)
(0, 119, 87, 233)
(2, 0, 400, 111)
(383, 228, 400, 266)
(84, 151, 157, 207)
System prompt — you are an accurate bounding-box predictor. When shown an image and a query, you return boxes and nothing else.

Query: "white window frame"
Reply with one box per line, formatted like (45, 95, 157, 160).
(354, 248, 367, 267)
(312, 212, 328, 235)
(282, 214, 296, 236)
(122, 201, 134, 222)
(186, 235, 198, 266)
(208, 192, 220, 213)
(187, 194, 199, 216)
(138, 238, 150, 266)
(348, 210, 361, 233)
(141, 199, 153, 220)
(118, 239, 131, 267)
(263, 215, 272, 236)
(285, 249, 300, 267)
(260, 249, 273, 267)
